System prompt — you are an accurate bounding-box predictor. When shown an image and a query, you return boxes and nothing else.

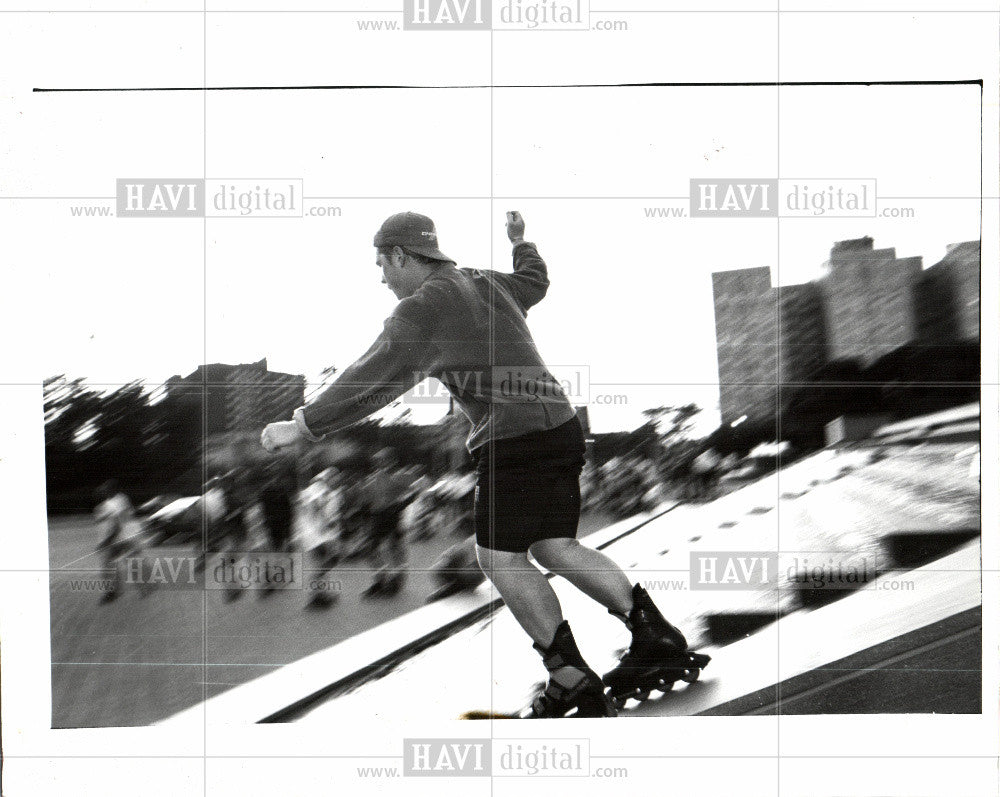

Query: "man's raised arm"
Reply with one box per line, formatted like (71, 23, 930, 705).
(496, 210, 550, 311)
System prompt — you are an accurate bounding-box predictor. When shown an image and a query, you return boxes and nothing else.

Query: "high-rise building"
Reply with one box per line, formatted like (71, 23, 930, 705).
(712, 237, 980, 427)
(712, 268, 776, 425)
(165, 359, 305, 436)
(778, 282, 827, 390)
(821, 237, 923, 367)
(225, 359, 307, 433)
(712, 269, 826, 425)
(915, 241, 980, 342)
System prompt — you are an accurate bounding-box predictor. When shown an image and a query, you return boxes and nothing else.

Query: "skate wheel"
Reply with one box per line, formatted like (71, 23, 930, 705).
(656, 678, 675, 692)
(633, 688, 651, 701)
(611, 696, 627, 710)
(681, 669, 700, 684)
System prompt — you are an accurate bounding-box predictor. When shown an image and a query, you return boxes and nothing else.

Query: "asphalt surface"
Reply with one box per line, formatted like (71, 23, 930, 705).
(700, 606, 982, 715)
(48, 510, 615, 727)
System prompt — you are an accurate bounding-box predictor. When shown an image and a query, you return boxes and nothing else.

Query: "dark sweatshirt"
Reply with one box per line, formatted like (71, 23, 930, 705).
(295, 242, 576, 452)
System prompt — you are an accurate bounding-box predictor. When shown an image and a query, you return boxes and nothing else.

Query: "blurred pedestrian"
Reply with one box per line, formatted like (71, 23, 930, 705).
(92, 480, 136, 603)
(401, 475, 435, 541)
(427, 535, 485, 602)
(301, 467, 344, 608)
(217, 469, 252, 602)
(260, 463, 295, 554)
(690, 447, 721, 501)
(361, 448, 414, 598)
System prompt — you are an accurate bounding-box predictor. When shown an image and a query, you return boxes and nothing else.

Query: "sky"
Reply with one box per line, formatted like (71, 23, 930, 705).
(3, 79, 982, 435)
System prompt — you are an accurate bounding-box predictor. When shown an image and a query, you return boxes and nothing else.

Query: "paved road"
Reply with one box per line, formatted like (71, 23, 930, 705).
(48, 510, 615, 727)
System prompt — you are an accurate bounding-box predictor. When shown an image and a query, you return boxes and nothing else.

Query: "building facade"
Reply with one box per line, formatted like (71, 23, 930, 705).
(713, 237, 980, 426)
(712, 268, 826, 425)
(165, 359, 306, 436)
(712, 267, 776, 425)
(822, 237, 923, 366)
(915, 240, 981, 343)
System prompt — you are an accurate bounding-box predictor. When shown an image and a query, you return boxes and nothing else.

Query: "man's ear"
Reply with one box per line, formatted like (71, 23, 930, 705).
(392, 245, 407, 267)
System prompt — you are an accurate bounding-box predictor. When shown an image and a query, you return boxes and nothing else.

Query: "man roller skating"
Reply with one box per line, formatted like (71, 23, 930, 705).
(261, 210, 708, 718)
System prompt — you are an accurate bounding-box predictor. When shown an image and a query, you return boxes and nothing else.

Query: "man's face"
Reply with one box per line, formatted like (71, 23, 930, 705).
(376, 247, 407, 299)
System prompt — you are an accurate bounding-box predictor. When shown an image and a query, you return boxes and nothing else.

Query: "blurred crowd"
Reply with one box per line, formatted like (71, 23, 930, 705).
(581, 456, 667, 519)
(93, 445, 749, 606)
(94, 450, 484, 608)
(580, 448, 738, 518)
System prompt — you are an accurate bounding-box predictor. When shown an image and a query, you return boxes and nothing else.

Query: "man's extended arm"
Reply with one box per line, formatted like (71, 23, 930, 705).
(262, 318, 428, 451)
(300, 319, 428, 437)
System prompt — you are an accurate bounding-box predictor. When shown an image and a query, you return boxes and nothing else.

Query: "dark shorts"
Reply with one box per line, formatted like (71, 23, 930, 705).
(473, 415, 586, 553)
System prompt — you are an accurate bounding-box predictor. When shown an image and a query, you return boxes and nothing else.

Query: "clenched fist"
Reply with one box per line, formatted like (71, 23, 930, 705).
(506, 210, 525, 244)
(261, 421, 303, 452)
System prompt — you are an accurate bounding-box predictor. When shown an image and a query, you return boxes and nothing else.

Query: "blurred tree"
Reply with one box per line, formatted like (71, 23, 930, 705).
(44, 377, 204, 511)
(305, 365, 338, 402)
(43, 376, 103, 450)
(642, 403, 701, 442)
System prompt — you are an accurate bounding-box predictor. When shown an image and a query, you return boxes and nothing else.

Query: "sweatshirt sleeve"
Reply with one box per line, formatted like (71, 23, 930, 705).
(298, 318, 429, 438)
(296, 282, 446, 438)
(491, 241, 549, 312)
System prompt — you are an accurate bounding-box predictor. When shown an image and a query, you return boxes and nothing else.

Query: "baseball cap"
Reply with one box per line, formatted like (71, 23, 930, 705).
(373, 212, 455, 264)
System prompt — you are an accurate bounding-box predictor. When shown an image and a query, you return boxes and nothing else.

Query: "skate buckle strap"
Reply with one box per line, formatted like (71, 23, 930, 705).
(623, 607, 662, 634)
(551, 667, 587, 689)
(608, 607, 643, 631)
(528, 683, 565, 718)
(542, 652, 566, 670)
(531, 670, 586, 717)
(546, 682, 568, 701)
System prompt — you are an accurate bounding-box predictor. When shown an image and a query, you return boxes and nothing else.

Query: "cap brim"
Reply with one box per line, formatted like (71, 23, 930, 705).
(402, 244, 456, 264)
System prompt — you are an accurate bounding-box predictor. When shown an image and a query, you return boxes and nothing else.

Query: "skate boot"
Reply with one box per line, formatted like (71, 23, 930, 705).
(603, 584, 710, 708)
(362, 573, 387, 598)
(520, 621, 617, 719)
(426, 581, 466, 603)
(306, 590, 338, 609)
(380, 571, 405, 596)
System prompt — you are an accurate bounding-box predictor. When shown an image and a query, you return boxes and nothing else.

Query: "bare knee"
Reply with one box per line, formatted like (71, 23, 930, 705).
(476, 544, 530, 574)
(529, 537, 579, 570)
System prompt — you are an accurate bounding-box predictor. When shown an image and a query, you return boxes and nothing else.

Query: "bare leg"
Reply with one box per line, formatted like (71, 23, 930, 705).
(529, 537, 634, 616)
(100, 545, 122, 601)
(476, 544, 563, 647)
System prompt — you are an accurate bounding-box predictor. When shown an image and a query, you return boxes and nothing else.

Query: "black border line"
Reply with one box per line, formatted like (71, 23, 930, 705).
(33, 79, 984, 92)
